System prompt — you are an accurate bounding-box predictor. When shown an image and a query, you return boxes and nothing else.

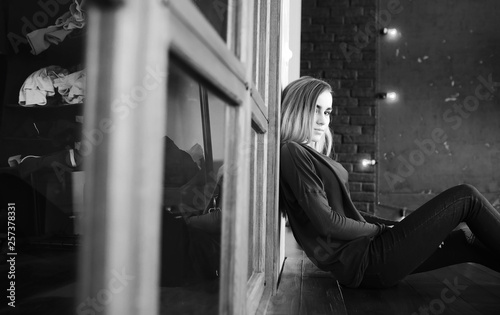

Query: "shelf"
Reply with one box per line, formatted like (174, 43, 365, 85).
(1, 136, 64, 142)
(2, 102, 84, 121)
(5, 103, 83, 111)
(27, 235, 80, 248)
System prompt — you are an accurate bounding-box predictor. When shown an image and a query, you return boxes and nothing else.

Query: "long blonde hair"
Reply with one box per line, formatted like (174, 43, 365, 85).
(281, 76, 333, 156)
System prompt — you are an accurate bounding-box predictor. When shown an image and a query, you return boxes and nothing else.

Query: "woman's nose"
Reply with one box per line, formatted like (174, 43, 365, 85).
(317, 113, 327, 125)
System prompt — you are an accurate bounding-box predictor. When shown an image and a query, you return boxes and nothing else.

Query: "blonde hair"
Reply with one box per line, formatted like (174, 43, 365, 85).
(281, 76, 333, 156)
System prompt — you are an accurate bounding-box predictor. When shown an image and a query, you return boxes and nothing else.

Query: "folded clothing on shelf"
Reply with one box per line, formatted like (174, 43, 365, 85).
(8, 148, 82, 178)
(53, 70, 86, 104)
(18, 65, 69, 106)
(18, 66, 86, 106)
(26, 0, 86, 55)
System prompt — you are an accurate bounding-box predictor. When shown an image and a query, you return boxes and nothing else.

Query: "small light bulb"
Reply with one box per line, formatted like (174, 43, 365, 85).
(387, 28, 398, 37)
(387, 92, 397, 100)
(361, 159, 376, 167)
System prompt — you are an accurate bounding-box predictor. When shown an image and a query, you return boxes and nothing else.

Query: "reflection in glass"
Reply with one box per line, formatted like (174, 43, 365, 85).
(160, 62, 225, 315)
(192, 0, 228, 41)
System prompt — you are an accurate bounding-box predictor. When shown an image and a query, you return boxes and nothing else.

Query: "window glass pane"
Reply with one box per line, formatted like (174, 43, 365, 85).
(160, 61, 226, 315)
(192, 0, 229, 42)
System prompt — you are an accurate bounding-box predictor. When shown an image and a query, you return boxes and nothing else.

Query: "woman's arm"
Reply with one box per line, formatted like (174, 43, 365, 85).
(281, 143, 384, 240)
(359, 211, 399, 226)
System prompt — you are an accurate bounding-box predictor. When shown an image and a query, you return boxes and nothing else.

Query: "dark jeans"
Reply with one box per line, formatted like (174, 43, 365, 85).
(360, 184, 500, 288)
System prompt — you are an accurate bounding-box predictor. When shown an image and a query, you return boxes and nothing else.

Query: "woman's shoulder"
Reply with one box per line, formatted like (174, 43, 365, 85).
(280, 141, 313, 159)
(280, 141, 314, 172)
(281, 141, 306, 152)
(281, 141, 335, 164)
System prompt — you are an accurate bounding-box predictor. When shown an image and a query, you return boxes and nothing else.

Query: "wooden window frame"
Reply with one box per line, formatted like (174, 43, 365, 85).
(79, 0, 282, 314)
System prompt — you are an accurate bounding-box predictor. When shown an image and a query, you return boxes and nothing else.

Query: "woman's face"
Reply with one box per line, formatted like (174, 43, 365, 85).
(309, 90, 332, 145)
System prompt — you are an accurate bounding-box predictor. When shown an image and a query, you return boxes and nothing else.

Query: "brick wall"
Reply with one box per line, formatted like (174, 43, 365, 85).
(300, 0, 378, 213)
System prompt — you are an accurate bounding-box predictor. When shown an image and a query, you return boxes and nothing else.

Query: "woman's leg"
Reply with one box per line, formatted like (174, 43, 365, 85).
(412, 227, 500, 273)
(360, 184, 500, 288)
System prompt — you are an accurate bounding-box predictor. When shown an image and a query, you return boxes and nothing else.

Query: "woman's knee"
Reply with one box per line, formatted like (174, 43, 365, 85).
(453, 184, 481, 198)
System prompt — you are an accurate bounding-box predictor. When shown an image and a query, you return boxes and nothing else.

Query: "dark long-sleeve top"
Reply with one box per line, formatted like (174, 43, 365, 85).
(279, 141, 387, 288)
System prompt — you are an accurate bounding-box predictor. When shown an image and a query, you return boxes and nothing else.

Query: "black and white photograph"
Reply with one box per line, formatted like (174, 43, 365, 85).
(0, 0, 499, 314)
